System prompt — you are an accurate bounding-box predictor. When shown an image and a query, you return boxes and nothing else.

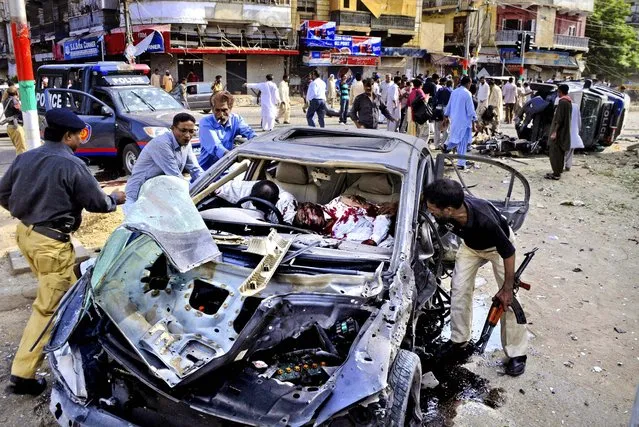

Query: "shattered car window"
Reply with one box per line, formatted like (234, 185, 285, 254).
(125, 176, 221, 273)
(91, 227, 133, 289)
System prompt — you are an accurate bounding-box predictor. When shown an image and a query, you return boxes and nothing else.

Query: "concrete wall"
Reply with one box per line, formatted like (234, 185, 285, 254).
(150, 55, 179, 80)
(246, 56, 286, 84)
(202, 55, 227, 83)
(535, 6, 556, 48)
(420, 22, 445, 52)
(422, 13, 455, 33)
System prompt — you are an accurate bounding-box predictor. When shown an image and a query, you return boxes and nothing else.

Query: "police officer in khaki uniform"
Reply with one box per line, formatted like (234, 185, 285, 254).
(0, 108, 126, 395)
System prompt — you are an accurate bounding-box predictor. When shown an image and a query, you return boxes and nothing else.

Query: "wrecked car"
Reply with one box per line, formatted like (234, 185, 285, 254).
(46, 128, 530, 426)
(477, 82, 630, 156)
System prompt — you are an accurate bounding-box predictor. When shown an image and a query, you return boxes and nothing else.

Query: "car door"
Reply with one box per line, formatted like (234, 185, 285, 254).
(434, 154, 530, 232)
(43, 88, 116, 158)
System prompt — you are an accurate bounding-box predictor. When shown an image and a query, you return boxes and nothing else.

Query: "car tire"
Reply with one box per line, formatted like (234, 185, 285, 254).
(202, 109, 211, 114)
(388, 349, 422, 427)
(121, 143, 141, 175)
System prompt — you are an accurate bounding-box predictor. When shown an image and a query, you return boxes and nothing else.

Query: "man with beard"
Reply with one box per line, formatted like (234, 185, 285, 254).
(424, 178, 528, 376)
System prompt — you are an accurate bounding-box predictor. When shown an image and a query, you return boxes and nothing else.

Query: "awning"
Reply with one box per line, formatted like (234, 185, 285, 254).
(167, 47, 299, 56)
(381, 47, 428, 58)
(430, 53, 463, 66)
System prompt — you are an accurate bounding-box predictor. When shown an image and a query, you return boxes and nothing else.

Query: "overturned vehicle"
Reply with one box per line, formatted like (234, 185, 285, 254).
(476, 81, 629, 156)
(46, 128, 530, 426)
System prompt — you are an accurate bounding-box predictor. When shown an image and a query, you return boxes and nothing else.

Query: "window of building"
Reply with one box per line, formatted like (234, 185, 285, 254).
(344, 0, 350, 7)
(502, 19, 521, 31)
(523, 20, 535, 31)
(568, 25, 576, 36)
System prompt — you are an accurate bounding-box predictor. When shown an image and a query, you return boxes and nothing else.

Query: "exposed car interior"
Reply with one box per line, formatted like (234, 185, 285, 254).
(195, 157, 403, 260)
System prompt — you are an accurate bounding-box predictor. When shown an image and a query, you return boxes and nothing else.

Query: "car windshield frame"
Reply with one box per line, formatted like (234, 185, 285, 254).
(113, 86, 184, 112)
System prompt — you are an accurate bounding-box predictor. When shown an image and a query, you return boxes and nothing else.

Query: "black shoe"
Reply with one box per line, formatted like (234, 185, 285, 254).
(8, 375, 47, 396)
(440, 144, 451, 154)
(275, 119, 280, 124)
(505, 355, 527, 376)
(283, 121, 290, 124)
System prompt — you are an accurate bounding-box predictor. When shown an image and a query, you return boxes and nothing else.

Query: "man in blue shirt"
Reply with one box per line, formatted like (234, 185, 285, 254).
(198, 91, 256, 170)
(124, 112, 203, 214)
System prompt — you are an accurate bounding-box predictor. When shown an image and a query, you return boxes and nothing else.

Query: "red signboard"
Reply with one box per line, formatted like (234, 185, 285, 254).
(330, 54, 379, 67)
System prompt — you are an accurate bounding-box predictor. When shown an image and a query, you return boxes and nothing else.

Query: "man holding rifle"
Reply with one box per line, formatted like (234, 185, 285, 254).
(425, 178, 528, 376)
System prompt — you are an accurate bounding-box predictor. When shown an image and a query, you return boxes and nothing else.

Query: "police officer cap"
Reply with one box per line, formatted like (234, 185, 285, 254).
(45, 108, 86, 132)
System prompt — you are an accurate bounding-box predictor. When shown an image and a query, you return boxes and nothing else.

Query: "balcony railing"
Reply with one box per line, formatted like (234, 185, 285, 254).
(330, 11, 371, 27)
(30, 22, 68, 41)
(495, 30, 536, 44)
(444, 32, 465, 44)
(69, 9, 120, 33)
(553, 34, 589, 51)
(423, 0, 459, 8)
(371, 15, 414, 31)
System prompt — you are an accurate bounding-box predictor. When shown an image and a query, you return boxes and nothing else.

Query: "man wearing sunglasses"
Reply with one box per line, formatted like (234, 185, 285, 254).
(124, 112, 203, 215)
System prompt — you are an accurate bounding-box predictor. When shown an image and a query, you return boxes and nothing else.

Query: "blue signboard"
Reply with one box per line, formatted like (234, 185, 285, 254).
(64, 37, 100, 61)
(146, 31, 165, 53)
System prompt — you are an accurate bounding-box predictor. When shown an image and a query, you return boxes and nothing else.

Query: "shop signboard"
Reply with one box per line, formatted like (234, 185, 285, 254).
(63, 36, 100, 60)
(299, 21, 336, 48)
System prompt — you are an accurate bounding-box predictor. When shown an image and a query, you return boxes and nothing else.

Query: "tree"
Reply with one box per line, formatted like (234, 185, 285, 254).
(586, 0, 639, 82)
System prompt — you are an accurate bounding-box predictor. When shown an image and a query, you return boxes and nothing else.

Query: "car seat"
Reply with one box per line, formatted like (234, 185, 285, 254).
(342, 173, 400, 204)
(269, 162, 319, 203)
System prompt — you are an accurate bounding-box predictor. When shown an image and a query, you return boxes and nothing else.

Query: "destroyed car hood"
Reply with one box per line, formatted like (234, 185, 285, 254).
(90, 228, 382, 388)
(124, 176, 221, 272)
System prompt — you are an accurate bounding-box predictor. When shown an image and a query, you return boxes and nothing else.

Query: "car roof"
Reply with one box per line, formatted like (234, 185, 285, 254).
(235, 127, 429, 173)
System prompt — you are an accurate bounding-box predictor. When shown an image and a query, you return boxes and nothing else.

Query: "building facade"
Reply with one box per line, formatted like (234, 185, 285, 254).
(18, 0, 297, 94)
(422, 0, 593, 80)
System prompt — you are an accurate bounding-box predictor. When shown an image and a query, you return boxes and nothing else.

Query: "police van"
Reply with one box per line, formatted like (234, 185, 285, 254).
(37, 62, 202, 174)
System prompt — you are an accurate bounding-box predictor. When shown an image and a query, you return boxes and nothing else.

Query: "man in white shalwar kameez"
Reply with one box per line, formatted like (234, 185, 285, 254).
(245, 74, 280, 131)
(383, 76, 401, 132)
(443, 76, 476, 169)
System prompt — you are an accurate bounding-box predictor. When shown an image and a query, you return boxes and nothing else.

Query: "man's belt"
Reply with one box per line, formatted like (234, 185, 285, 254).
(23, 222, 71, 243)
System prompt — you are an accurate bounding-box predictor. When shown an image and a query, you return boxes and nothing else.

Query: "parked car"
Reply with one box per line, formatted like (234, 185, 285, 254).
(185, 82, 213, 113)
(46, 128, 530, 426)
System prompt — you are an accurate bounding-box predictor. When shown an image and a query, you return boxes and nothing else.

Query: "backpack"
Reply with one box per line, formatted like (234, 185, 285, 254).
(411, 92, 433, 125)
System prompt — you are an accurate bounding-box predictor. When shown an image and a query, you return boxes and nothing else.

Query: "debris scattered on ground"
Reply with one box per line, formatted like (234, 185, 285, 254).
(519, 388, 525, 395)
(617, 362, 623, 367)
(614, 327, 627, 334)
(549, 387, 555, 394)
(548, 235, 559, 240)
(569, 334, 578, 341)
(572, 267, 583, 273)
(560, 200, 585, 206)
(421, 371, 440, 389)
(563, 361, 574, 368)
(484, 388, 507, 408)
(591, 366, 603, 373)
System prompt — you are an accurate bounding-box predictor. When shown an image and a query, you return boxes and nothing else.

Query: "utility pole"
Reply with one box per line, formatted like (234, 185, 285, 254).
(123, 0, 134, 63)
(461, 0, 478, 76)
(8, 0, 39, 150)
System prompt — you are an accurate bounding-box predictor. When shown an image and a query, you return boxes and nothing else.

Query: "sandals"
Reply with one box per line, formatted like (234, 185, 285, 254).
(544, 173, 560, 180)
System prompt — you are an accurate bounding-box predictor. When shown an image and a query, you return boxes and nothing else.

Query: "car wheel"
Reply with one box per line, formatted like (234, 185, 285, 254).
(388, 349, 422, 426)
(121, 143, 141, 175)
(202, 109, 211, 114)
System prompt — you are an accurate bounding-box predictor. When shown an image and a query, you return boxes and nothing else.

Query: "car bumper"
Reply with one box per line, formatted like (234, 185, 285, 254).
(49, 382, 137, 427)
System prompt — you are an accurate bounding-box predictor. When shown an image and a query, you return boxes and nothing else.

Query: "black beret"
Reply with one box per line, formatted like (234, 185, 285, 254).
(45, 108, 86, 132)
